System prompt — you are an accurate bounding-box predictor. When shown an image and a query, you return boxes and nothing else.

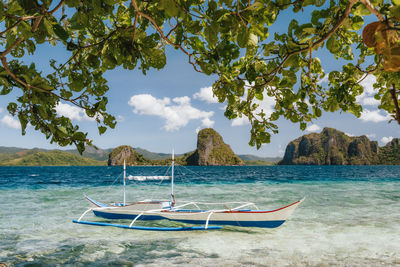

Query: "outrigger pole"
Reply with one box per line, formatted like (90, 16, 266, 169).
(171, 150, 175, 205)
(123, 159, 126, 206)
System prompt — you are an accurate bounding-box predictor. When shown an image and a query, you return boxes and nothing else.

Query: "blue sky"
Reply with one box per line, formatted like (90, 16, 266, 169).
(0, 6, 399, 156)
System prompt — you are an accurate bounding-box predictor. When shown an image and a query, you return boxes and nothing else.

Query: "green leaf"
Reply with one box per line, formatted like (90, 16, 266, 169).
(18, 113, 27, 133)
(390, 5, 400, 17)
(98, 126, 107, 135)
(237, 27, 250, 48)
(160, 0, 180, 17)
(255, 92, 263, 101)
(8, 1, 23, 14)
(326, 36, 340, 53)
(87, 54, 100, 69)
(53, 23, 69, 42)
(103, 0, 119, 5)
(248, 33, 258, 47)
(148, 49, 166, 69)
(351, 16, 364, 30)
(42, 18, 54, 36)
(66, 0, 80, 7)
(204, 24, 218, 47)
(73, 132, 86, 141)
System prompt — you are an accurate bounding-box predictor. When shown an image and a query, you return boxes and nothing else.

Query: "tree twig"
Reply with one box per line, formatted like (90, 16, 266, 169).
(390, 84, 400, 124)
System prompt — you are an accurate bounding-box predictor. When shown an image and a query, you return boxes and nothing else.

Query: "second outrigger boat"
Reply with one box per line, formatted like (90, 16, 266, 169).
(73, 153, 304, 231)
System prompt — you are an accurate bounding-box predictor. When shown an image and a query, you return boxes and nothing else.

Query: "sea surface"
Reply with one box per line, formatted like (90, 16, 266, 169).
(0, 165, 399, 266)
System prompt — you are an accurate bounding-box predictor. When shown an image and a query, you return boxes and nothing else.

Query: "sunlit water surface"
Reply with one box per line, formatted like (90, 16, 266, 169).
(0, 166, 399, 266)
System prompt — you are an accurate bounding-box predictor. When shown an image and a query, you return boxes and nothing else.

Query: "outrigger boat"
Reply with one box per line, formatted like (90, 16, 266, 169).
(73, 153, 304, 231)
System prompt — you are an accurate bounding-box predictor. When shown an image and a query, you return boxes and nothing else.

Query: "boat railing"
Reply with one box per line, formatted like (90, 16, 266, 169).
(77, 208, 94, 222)
(172, 201, 259, 211)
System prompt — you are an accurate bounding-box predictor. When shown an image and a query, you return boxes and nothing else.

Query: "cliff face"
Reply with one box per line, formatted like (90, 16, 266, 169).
(279, 127, 394, 165)
(378, 138, 400, 164)
(108, 145, 148, 166)
(185, 128, 244, 166)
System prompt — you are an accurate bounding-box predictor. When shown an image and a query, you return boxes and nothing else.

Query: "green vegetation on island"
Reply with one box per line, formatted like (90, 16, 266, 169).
(185, 128, 244, 166)
(279, 128, 400, 165)
(0, 150, 105, 166)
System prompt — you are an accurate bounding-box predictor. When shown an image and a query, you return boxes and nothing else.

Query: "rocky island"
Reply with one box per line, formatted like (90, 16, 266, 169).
(107, 128, 244, 166)
(185, 128, 244, 166)
(107, 145, 149, 166)
(279, 127, 400, 165)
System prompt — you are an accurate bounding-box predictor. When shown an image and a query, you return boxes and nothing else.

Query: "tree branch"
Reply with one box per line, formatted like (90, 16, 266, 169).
(262, 0, 358, 84)
(130, 0, 203, 73)
(360, 0, 384, 21)
(48, 0, 66, 15)
(390, 84, 400, 124)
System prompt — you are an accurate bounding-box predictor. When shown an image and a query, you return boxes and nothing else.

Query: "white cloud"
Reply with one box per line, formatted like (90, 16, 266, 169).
(366, 133, 376, 139)
(128, 94, 214, 131)
(306, 124, 321, 132)
(359, 109, 390, 123)
(201, 117, 215, 127)
(356, 75, 380, 106)
(1, 115, 21, 129)
(381, 136, 393, 144)
(232, 116, 249, 126)
(360, 96, 380, 106)
(345, 132, 355, 137)
(193, 86, 219, 104)
(231, 89, 276, 127)
(195, 127, 201, 134)
(56, 103, 95, 121)
(360, 75, 377, 95)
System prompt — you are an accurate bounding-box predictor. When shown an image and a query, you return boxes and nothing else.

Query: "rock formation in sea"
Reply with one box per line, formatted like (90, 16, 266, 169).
(279, 127, 400, 165)
(107, 145, 148, 166)
(185, 128, 244, 166)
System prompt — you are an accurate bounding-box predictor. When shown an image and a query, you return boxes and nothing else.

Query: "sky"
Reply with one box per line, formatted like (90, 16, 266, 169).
(0, 6, 399, 157)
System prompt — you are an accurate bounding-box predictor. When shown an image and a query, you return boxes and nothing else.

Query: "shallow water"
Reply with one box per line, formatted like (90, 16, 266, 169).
(1, 166, 399, 266)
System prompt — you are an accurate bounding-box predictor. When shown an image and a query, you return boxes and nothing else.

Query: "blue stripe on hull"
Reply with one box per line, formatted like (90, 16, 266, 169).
(72, 220, 222, 231)
(93, 210, 285, 228)
(173, 219, 285, 228)
(93, 210, 165, 220)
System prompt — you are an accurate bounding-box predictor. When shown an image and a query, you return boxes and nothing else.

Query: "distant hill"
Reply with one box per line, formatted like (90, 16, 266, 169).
(279, 127, 400, 165)
(0, 146, 32, 154)
(0, 143, 280, 166)
(0, 150, 105, 166)
(65, 146, 183, 161)
(65, 146, 113, 161)
(132, 147, 185, 160)
(238, 154, 282, 162)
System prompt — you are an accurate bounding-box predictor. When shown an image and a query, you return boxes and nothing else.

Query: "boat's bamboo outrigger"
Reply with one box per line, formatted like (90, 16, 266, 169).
(73, 151, 304, 231)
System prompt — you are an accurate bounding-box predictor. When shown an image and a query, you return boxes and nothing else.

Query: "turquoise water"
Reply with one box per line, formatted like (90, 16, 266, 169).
(1, 166, 399, 266)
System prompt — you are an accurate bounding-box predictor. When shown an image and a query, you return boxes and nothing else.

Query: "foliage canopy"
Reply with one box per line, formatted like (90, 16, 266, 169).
(1, 0, 400, 152)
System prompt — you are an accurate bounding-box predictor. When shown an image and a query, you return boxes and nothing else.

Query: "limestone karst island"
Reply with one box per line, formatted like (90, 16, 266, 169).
(0, 127, 399, 166)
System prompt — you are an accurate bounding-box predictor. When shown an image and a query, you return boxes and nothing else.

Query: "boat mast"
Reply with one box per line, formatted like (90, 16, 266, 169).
(171, 149, 175, 205)
(123, 159, 126, 206)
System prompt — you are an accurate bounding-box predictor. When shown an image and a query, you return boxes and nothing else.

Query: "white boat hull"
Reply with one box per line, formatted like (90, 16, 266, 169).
(91, 199, 304, 228)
